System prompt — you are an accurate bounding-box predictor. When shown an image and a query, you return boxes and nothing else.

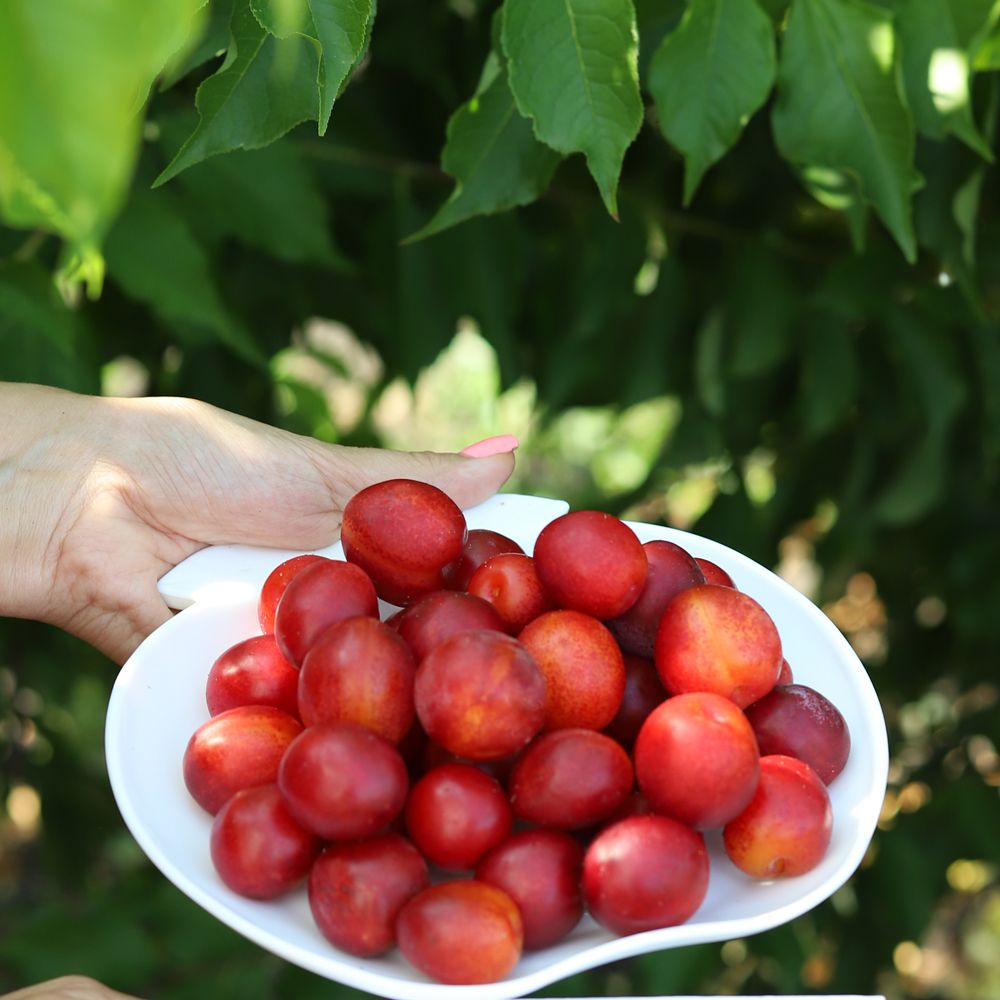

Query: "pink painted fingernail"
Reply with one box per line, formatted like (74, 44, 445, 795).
(460, 434, 520, 458)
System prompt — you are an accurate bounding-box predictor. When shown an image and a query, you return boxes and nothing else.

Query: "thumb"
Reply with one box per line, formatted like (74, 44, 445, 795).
(332, 435, 519, 511)
(258, 434, 519, 551)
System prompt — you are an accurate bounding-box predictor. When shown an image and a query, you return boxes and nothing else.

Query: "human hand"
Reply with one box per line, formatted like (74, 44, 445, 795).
(1, 976, 142, 1000)
(0, 383, 516, 664)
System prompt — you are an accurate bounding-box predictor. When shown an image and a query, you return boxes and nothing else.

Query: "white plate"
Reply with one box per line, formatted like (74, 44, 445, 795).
(105, 493, 889, 1000)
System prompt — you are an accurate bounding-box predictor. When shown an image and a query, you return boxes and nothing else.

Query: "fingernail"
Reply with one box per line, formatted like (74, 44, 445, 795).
(460, 434, 520, 458)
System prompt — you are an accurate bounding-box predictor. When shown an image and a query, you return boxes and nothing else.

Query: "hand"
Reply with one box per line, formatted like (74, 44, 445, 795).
(1, 976, 142, 1000)
(0, 383, 516, 664)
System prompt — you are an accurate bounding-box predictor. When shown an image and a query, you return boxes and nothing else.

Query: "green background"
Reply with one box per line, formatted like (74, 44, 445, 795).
(2, 0, 999, 997)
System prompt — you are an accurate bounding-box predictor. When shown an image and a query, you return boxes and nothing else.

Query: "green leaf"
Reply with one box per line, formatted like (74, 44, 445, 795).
(648, 0, 777, 204)
(159, 115, 349, 268)
(954, 75, 998, 266)
(250, 0, 375, 134)
(407, 55, 562, 241)
(897, 0, 994, 161)
(0, 262, 99, 391)
(104, 187, 266, 366)
(914, 139, 981, 298)
(0, 0, 204, 295)
(725, 248, 796, 378)
(502, 0, 643, 217)
(874, 309, 965, 524)
(154, 0, 320, 186)
(797, 316, 858, 438)
(772, 0, 922, 261)
(635, 0, 686, 83)
(954, 162, 986, 267)
(797, 164, 870, 252)
(973, 0, 1000, 69)
(160, 0, 235, 91)
(694, 308, 727, 417)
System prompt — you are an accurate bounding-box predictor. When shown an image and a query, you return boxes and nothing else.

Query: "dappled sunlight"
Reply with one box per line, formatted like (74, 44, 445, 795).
(824, 571, 888, 664)
(867, 21, 895, 74)
(929, 48, 970, 115)
(370, 319, 535, 455)
(801, 165, 860, 212)
(272, 317, 383, 438)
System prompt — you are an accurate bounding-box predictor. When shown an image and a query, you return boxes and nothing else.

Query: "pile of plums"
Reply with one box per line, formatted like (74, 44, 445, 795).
(182, 479, 851, 985)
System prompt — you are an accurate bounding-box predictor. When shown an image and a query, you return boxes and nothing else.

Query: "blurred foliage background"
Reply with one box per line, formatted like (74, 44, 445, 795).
(2, 0, 1000, 997)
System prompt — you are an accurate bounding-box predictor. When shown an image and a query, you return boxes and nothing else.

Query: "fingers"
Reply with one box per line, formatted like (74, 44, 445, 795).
(123, 397, 518, 554)
(325, 442, 518, 513)
(1, 976, 144, 1000)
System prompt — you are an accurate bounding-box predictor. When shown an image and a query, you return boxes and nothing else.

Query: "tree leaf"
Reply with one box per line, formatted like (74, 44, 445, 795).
(0, 0, 204, 295)
(897, 0, 994, 161)
(725, 248, 796, 378)
(160, 0, 235, 91)
(250, 0, 375, 134)
(635, 0, 686, 84)
(954, 76, 998, 266)
(796, 315, 858, 438)
(159, 114, 349, 267)
(973, 0, 1000, 70)
(772, 0, 921, 262)
(154, 0, 320, 186)
(0, 262, 98, 391)
(502, 0, 643, 217)
(874, 309, 965, 524)
(648, 0, 777, 204)
(797, 164, 870, 252)
(407, 55, 562, 241)
(104, 187, 266, 366)
(695, 308, 727, 416)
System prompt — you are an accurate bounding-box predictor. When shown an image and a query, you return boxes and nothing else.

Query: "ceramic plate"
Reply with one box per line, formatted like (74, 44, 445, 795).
(105, 493, 888, 1000)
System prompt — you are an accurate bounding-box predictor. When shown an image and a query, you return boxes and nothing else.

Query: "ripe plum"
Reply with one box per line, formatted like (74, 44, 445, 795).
(341, 479, 467, 605)
(277, 722, 408, 840)
(183, 705, 302, 815)
(509, 728, 633, 830)
(518, 609, 625, 731)
(298, 615, 415, 743)
(634, 692, 759, 829)
(533, 510, 647, 618)
(723, 754, 833, 878)
(258, 554, 330, 633)
(210, 784, 318, 899)
(467, 553, 552, 633)
(583, 814, 709, 934)
(476, 829, 585, 950)
(404, 762, 512, 870)
(442, 528, 523, 590)
(414, 629, 545, 761)
(607, 540, 705, 657)
(273, 559, 379, 666)
(396, 880, 523, 985)
(394, 589, 505, 659)
(655, 584, 782, 707)
(308, 833, 429, 957)
(205, 634, 299, 718)
(744, 683, 850, 784)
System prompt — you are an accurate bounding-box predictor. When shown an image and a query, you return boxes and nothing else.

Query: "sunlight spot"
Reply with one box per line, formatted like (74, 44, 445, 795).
(720, 939, 747, 965)
(868, 22, 895, 73)
(6, 784, 42, 839)
(915, 595, 947, 628)
(929, 48, 969, 114)
(893, 940, 923, 976)
(947, 858, 997, 894)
